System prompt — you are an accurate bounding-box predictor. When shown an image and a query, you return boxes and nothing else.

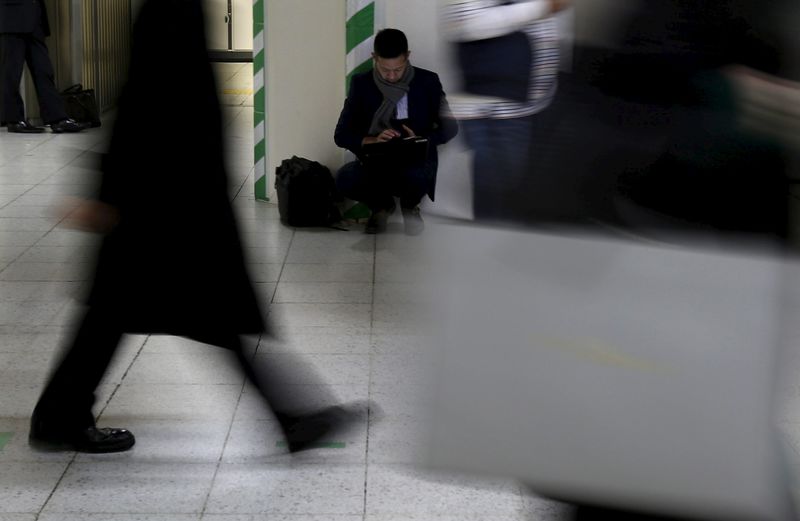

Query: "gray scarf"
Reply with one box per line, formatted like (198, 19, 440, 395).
(369, 63, 415, 136)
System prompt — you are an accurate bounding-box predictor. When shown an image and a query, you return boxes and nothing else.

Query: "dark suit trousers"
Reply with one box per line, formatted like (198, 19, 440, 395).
(461, 116, 536, 223)
(32, 305, 336, 433)
(336, 159, 431, 212)
(0, 32, 67, 124)
(32, 306, 123, 431)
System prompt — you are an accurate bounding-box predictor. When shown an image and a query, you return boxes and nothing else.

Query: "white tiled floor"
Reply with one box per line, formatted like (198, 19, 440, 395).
(213, 63, 254, 108)
(0, 102, 570, 520)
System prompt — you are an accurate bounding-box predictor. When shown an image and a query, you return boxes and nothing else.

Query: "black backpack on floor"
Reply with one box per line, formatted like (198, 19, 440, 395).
(275, 156, 341, 227)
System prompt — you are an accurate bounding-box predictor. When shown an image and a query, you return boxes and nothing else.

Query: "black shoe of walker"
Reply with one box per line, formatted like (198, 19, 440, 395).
(30, 426, 136, 453)
(278, 408, 342, 453)
(50, 118, 87, 133)
(277, 401, 381, 453)
(7, 120, 45, 133)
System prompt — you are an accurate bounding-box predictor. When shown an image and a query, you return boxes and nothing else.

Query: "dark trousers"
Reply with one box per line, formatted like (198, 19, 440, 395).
(461, 116, 536, 224)
(336, 159, 432, 212)
(32, 305, 333, 433)
(33, 306, 123, 431)
(0, 32, 67, 124)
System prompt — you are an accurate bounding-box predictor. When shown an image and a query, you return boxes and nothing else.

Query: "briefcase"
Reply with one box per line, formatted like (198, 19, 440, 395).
(60, 84, 101, 128)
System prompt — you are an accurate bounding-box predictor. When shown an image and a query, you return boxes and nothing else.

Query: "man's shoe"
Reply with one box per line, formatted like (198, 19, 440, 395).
(50, 118, 87, 133)
(277, 400, 382, 453)
(365, 209, 390, 234)
(7, 120, 45, 133)
(30, 426, 136, 453)
(402, 206, 424, 235)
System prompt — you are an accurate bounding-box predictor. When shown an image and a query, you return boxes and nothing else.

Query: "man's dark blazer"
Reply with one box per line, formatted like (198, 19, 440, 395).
(0, 0, 51, 36)
(334, 66, 458, 201)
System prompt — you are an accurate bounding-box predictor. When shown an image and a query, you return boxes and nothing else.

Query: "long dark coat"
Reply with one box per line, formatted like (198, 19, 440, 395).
(88, 0, 264, 343)
(0, 0, 50, 36)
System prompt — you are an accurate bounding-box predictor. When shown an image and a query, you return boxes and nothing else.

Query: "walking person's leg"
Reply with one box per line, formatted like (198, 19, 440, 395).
(218, 333, 376, 453)
(463, 117, 535, 225)
(490, 116, 535, 223)
(462, 118, 504, 222)
(30, 305, 135, 453)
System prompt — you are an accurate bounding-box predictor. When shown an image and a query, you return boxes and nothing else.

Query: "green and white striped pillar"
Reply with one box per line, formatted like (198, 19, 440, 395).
(253, 0, 268, 201)
(346, 0, 379, 90)
(342, 0, 380, 222)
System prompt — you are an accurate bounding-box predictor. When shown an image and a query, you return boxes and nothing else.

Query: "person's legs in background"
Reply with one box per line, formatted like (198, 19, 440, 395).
(23, 0, 82, 133)
(25, 34, 68, 126)
(0, 34, 42, 131)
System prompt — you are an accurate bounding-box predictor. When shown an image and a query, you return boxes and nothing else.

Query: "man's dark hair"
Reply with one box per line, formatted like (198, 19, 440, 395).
(374, 28, 408, 59)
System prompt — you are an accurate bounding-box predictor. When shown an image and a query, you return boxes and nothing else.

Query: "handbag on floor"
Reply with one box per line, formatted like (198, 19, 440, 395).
(60, 84, 102, 128)
(275, 156, 341, 227)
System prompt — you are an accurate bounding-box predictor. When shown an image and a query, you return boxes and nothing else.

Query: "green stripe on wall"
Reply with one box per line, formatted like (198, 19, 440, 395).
(346, 3, 375, 54)
(253, 0, 268, 201)
(253, 50, 265, 116)
(254, 140, 266, 164)
(254, 87, 265, 114)
(254, 175, 267, 200)
(253, 50, 264, 78)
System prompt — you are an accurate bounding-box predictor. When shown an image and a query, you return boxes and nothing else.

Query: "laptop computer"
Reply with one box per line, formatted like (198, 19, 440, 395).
(362, 135, 429, 168)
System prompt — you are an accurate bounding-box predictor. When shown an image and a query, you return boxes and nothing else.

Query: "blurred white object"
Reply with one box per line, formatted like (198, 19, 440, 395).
(727, 65, 800, 150)
(421, 223, 797, 520)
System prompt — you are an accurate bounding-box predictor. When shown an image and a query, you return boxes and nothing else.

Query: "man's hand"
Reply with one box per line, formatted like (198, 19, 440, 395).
(362, 129, 402, 145)
(401, 124, 416, 138)
(57, 197, 120, 234)
(726, 65, 800, 149)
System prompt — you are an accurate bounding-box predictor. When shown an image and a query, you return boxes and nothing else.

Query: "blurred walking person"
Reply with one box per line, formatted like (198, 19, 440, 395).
(29, 0, 368, 454)
(440, 0, 568, 224)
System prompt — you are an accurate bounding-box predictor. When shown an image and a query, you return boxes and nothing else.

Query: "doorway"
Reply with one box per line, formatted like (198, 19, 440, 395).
(206, 0, 253, 107)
